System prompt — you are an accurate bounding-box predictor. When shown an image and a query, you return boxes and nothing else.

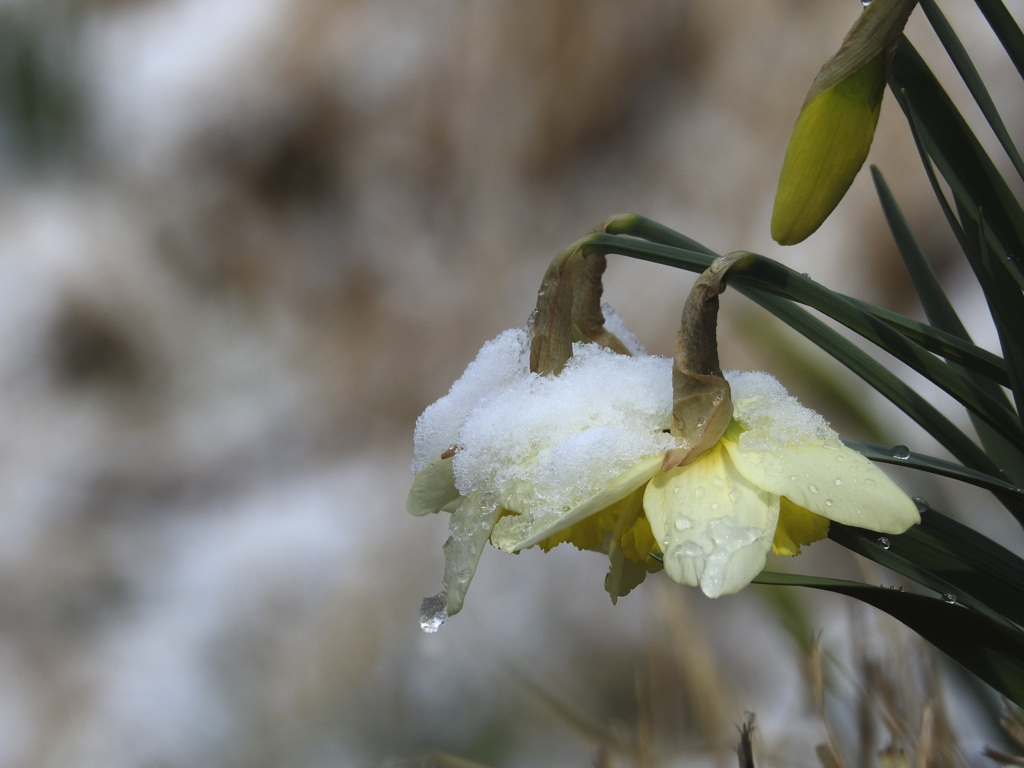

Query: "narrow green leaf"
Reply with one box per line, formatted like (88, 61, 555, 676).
(872, 166, 1024, 480)
(888, 42, 1024, 451)
(845, 439, 1024, 496)
(830, 508, 1024, 627)
(602, 213, 717, 257)
(871, 166, 970, 341)
(973, 0, 1024, 82)
(753, 570, 1024, 707)
(583, 232, 1009, 388)
(890, 37, 1024, 276)
(733, 255, 1023, 450)
(921, 0, 1024, 180)
(966, 211, 1024, 423)
(895, 87, 1024, 422)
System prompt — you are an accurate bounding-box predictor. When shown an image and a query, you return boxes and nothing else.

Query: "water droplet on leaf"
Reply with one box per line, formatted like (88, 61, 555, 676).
(890, 444, 911, 460)
(876, 536, 890, 550)
(942, 593, 957, 605)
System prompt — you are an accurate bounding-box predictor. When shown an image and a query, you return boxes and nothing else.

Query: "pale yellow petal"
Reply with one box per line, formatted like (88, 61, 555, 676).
(490, 454, 663, 553)
(605, 484, 652, 603)
(406, 456, 460, 516)
(644, 444, 777, 598)
(724, 440, 919, 533)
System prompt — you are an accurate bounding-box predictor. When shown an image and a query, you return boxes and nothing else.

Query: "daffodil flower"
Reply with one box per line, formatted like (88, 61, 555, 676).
(408, 334, 919, 627)
(408, 250, 919, 630)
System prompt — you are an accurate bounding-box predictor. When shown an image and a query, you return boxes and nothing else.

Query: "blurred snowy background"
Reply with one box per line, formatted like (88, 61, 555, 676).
(0, 1, 1019, 766)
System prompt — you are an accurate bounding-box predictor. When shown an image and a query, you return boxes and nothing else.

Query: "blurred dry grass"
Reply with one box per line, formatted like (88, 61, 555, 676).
(0, 0, 1017, 765)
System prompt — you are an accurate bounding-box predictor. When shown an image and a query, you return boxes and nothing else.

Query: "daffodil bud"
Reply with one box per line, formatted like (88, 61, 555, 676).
(771, 0, 918, 245)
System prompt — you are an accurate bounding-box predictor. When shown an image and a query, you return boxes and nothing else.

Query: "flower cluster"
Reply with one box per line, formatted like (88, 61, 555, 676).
(408, 253, 919, 630)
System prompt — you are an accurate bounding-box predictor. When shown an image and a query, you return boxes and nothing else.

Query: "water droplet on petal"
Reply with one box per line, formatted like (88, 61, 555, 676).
(942, 593, 957, 605)
(890, 444, 911, 460)
(913, 497, 929, 512)
(673, 517, 693, 532)
(876, 536, 890, 550)
(711, 476, 724, 489)
(808, 483, 819, 494)
(679, 542, 704, 557)
(696, 417, 706, 428)
(824, 499, 834, 507)
(833, 478, 843, 486)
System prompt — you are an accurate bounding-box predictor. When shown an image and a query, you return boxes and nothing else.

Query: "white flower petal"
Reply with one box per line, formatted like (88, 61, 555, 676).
(644, 444, 778, 598)
(430, 491, 502, 617)
(491, 455, 663, 552)
(406, 456, 460, 516)
(725, 439, 919, 533)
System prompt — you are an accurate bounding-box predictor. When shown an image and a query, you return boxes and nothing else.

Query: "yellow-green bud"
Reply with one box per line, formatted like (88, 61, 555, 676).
(771, 0, 918, 245)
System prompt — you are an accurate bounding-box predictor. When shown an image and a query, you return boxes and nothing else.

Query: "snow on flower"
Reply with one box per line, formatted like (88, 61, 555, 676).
(408, 325, 919, 629)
